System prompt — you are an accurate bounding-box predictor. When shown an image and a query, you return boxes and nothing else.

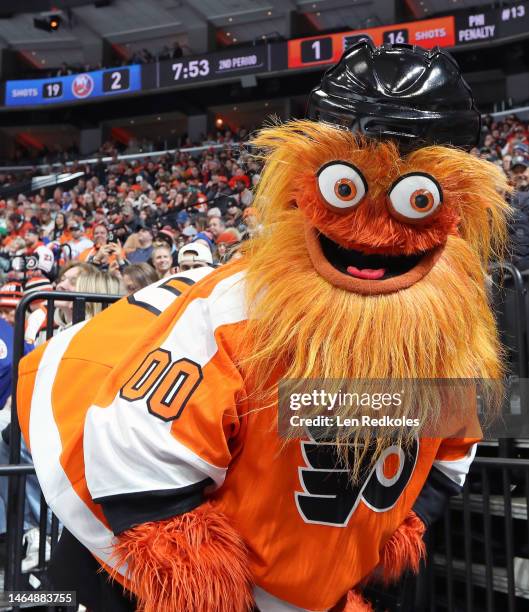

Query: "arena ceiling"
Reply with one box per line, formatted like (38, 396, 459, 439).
(0, 0, 517, 70)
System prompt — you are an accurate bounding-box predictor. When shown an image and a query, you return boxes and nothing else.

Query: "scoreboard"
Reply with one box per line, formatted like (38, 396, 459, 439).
(2, 1, 529, 109)
(142, 46, 268, 90)
(455, 2, 528, 45)
(288, 16, 455, 69)
(5, 65, 141, 107)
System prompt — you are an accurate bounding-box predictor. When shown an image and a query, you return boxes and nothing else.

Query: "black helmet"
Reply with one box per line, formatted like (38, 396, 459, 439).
(307, 40, 481, 151)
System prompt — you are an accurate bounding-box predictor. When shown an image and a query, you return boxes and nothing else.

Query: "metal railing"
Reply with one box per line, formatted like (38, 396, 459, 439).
(3, 290, 120, 605)
(426, 456, 529, 612)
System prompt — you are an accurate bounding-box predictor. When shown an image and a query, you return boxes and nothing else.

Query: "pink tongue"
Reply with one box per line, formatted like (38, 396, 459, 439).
(346, 266, 386, 280)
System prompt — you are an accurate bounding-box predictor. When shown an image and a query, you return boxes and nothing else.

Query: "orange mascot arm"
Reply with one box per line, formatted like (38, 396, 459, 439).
(370, 438, 478, 587)
(109, 503, 253, 612)
(108, 503, 253, 612)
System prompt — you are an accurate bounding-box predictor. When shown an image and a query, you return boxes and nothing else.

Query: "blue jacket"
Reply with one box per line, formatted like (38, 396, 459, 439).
(0, 319, 32, 410)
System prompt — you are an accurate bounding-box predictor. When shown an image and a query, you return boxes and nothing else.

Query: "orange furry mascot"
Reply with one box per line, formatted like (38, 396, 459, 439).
(17, 42, 509, 612)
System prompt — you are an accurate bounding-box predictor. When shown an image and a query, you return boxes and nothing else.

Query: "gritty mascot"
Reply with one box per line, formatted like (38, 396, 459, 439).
(17, 42, 509, 611)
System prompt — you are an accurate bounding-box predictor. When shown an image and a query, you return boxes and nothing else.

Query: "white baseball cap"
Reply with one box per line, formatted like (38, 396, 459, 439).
(178, 242, 213, 265)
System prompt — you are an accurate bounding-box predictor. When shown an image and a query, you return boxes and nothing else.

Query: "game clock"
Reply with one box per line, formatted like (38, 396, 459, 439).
(157, 48, 267, 88)
(171, 59, 210, 81)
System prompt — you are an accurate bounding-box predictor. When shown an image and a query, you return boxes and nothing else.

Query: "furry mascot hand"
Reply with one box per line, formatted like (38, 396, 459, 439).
(376, 511, 426, 584)
(110, 504, 253, 612)
(341, 511, 426, 611)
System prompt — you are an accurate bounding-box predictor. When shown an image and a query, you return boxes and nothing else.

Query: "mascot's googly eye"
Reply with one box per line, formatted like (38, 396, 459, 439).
(317, 161, 367, 212)
(388, 173, 443, 222)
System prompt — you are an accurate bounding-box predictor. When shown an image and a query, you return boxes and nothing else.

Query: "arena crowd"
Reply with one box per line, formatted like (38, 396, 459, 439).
(0, 127, 263, 340)
(0, 114, 527, 341)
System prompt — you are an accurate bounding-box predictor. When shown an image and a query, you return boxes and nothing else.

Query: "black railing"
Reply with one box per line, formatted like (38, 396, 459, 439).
(426, 457, 529, 612)
(3, 290, 120, 604)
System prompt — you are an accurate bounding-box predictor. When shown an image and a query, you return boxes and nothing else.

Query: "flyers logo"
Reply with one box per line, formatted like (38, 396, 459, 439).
(295, 434, 419, 526)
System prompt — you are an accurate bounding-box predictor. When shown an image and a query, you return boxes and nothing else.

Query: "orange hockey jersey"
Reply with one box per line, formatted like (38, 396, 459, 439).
(17, 263, 477, 611)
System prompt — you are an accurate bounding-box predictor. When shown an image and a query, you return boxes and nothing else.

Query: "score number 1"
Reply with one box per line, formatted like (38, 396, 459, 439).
(300, 37, 333, 63)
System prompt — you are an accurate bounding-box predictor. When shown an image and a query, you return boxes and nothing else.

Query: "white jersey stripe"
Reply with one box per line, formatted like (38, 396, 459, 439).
(254, 586, 327, 612)
(130, 266, 213, 313)
(84, 270, 247, 500)
(28, 321, 124, 574)
(433, 443, 477, 487)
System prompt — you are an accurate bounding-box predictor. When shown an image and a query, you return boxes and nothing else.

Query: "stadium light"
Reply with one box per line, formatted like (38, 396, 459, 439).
(34, 13, 63, 33)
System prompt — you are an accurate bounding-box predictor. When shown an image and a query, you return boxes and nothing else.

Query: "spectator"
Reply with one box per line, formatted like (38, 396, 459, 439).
(229, 175, 253, 206)
(23, 227, 55, 277)
(511, 156, 529, 192)
(80, 224, 127, 273)
(0, 281, 23, 325)
(151, 244, 173, 279)
(39, 204, 55, 239)
(23, 276, 55, 346)
(242, 207, 262, 239)
(0, 287, 43, 572)
(122, 263, 158, 295)
(207, 216, 225, 243)
(54, 262, 96, 329)
(127, 225, 154, 264)
(216, 230, 240, 263)
(67, 221, 94, 260)
(75, 268, 123, 318)
(177, 242, 213, 272)
(0, 318, 15, 409)
(4, 214, 33, 245)
(50, 211, 68, 242)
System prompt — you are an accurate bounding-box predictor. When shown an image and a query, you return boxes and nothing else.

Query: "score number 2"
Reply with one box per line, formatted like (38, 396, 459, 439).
(102, 68, 130, 93)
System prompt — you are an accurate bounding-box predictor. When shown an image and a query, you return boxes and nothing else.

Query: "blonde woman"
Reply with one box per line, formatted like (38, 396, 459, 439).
(54, 262, 97, 330)
(75, 268, 123, 318)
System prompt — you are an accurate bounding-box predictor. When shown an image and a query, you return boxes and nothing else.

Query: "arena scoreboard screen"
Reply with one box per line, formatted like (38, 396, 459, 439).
(5, 65, 142, 107)
(2, 1, 528, 109)
(455, 2, 528, 45)
(287, 1, 529, 69)
(287, 16, 455, 69)
(152, 47, 268, 89)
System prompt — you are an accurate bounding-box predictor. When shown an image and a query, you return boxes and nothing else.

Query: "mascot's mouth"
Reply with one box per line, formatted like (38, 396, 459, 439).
(304, 223, 444, 295)
(319, 234, 423, 281)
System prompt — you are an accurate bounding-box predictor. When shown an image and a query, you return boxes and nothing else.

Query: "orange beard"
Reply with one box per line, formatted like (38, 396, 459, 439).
(238, 210, 504, 470)
(235, 120, 511, 467)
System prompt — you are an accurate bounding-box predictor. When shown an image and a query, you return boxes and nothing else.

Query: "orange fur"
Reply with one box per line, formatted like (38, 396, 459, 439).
(343, 589, 374, 611)
(235, 119, 509, 475)
(249, 120, 510, 260)
(378, 511, 426, 584)
(109, 504, 253, 612)
(238, 210, 504, 472)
